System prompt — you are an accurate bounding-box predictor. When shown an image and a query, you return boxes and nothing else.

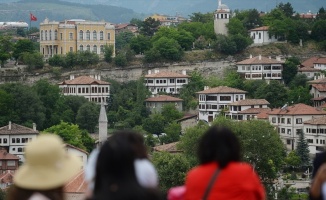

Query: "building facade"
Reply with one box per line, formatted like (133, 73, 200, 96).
(214, 0, 230, 35)
(304, 116, 326, 154)
(0, 122, 39, 162)
(237, 55, 284, 82)
(40, 18, 115, 58)
(268, 103, 326, 151)
(145, 95, 183, 113)
(65, 144, 88, 170)
(197, 86, 247, 123)
(144, 69, 189, 95)
(58, 75, 110, 104)
(249, 26, 278, 45)
(227, 99, 270, 120)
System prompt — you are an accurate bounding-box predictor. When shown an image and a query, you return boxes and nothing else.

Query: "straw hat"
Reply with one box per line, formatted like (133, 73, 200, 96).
(14, 134, 81, 190)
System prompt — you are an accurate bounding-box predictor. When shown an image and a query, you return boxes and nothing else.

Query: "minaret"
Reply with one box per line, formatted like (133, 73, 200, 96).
(214, 0, 230, 35)
(98, 101, 108, 145)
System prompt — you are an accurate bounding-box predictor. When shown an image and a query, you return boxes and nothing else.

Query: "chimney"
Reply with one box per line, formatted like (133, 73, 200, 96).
(69, 75, 75, 80)
(204, 86, 210, 90)
(258, 54, 262, 60)
(8, 121, 11, 130)
(182, 70, 187, 75)
(32, 123, 36, 131)
(276, 56, 281, 61)
(98, 75, 101, 80)
(148, 70, 152, 75)
(268, 56, 271, 59)
(249, 54, 253, 59)
(154, 69, 159, 74)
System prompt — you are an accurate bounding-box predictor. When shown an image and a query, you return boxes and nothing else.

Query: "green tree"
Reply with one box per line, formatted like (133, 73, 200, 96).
(103, 45, 114, 63)
(114, 53, 128, 67)
(21, 52, 44, 71)
(188, 12, 213, 23)
(243, 80, 268, 98)
(12, 39, 34, 64)
(139, 17, 160, 37)
(287, 86, 312, 105)
(311, 20, 326, 41)
(277, 2, 295, 18)
(130, 35, 151, 54)
(64, 52, 77, 68)
(295, 129, 310, 167)
(0, 90, 14, 126)
(144, 48, 161, 63)
(0, 36, 13, 68)
(316, 7, 326, 20)
(255, 81, 288, 108)
(161, 104, 183, 123)
(282, 59, 299, 85)
(152, 152, 192, 192)
(76, 102, 100, 133)
(285, 151, 301, 168)
(226, 18, 248, 36)
(234, 9, 262, 30)
(43, 121, 94, 152)
(142, 113, 165, 135)
(130, 18, 143, 27)
(152, 27, 194, 50)
(160, 122, 181, 144)
(48, 55, 65, 67)
(115, 31, 135, 50)
(152, 37, 183, 61)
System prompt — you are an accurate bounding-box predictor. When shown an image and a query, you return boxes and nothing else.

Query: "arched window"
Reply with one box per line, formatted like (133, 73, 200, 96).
(45, 30, 48, 40)
(93, 30, 97, 40)
(87, 45, 90, 51)
(86, 30, 90, 40)
(79, 45, 83, 51)
(41, 30, 43, 41)
(100, 31, 103, 40)
(49, 30, 52, 40)
(79, 30, 83, 40)
(100, 45, 104, 53)
(54, 30, 58, 40)
(93, 45, 97, 53)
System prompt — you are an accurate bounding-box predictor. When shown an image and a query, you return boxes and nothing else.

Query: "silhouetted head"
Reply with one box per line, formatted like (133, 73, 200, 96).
(198, 126, 240, 169)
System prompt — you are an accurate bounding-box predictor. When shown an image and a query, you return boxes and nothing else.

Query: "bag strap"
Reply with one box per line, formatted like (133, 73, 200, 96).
(202, 168, 221, 200)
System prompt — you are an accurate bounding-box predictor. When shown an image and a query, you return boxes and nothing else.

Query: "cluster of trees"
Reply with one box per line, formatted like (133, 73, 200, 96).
(0, 37, 42, 69)
(48, 51, 100, 68)
(0, 80, 98, 152)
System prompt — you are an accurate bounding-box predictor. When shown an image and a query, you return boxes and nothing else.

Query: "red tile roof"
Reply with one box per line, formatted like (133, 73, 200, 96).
(196, 86, 247, 94)
(301, 57, 319, 68)
(0, 171, 14, 185)
(59, 76, 110, 85)
(115, 23, 129, 29)
(145, 95, 183, 102)
(238, 108, 271, 114)
(64, 170, 87, 193)
(0, 123, 39, 135)
(256, 110, 270, 119)
(228, 99, 270, 106)
(65, 144, 89, 155)
(312, 84, 326, 92)
(236, 56, 284, 65)
(268, 103, 326, 115)
(321, 103, 326, 108)
(153, 142, 182, 153)
(311, 97, 326, 101)
(309, 78, 326, 84)
(250, 26, 269, 31)
(177, 114, 197, 122)
(304, 116, 326, 125)
(314, 58, 326, 64)
(0, 150, 19, 160)
(298, 66, 320, 72)
(145, 71, 189, 78)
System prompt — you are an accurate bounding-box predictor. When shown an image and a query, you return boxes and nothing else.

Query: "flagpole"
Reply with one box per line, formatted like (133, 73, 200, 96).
(29, 13, 31, 31)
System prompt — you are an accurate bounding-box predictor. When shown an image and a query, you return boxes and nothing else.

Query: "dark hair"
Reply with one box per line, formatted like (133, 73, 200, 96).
(93, 130, 160, 200)
(7, 185, 64, 200)
(198, 126, 240, 169)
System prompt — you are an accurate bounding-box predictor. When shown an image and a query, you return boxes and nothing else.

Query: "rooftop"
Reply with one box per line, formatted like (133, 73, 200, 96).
(249, 26, 269, 31)
(0, 150, 19, 160)
(298, 66, 320, 72)
(59, 76, 110, 85)
(153, 142, 181, 153)
(314, 58, 326, 64)
(145, 71, 189, 78)
(0, 123, 39, 135)
(304, 116, 326, 125)
(312, 84, 326, 92)
(197, 86, 247, 94)
(238, 108, 271, 114)
(236, 55, 284, 65)
(301, 57, 320, 68)
(145, 95, 183, 102)
(64, 170, 87, 193)
(228, 99, 270, 106)
(268, 103, 326, 116)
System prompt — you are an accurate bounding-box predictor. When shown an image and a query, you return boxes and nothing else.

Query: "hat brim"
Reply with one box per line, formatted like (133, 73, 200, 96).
(14, 153, 81, 190)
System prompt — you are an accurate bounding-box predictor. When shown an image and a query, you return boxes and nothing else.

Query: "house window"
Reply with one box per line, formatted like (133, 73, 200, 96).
(287, 118, 291, 124)
(93, 31, 97, 40)
(220, 96, 231, 101)
(281, 128, 285, 133)
(86, 30, 90, 40)
(259, 33, 261, 39)
(60, 32, 62, 40)
(272, 117, 276, 123)
(107, 33, 111, 40)
(7, 161, 15, 166)
(100, 45, 104, 53)
(45, 30, 48, 40)
(170, 79, 175, 83)
(54, 30, 58, 40)
(93, 45, 97, 53)
(87, 45, 91, 51)
(49, 30, 52, 40)
(79, 30, 83, 40)
(100, 31, 104, 40)
(206, 96, 218, 101)
(287, 129, 291, 135)
(69, 33, 73, 40)
(308, 139, 313, 143)
(16, 138, 20, 143)
(4, 139, 7, 143)
(281, 118, 285, 123)
(287, 139, 291, 145)
(70, 47, 73, 52)
(296, 118, 302, 124)
(18, 148, 23, 152)
(79, 45, 83, 51)
(41, 30, 43, 40)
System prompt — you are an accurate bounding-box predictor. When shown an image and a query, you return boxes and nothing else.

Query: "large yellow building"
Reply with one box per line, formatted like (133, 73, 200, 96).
(39, 18, 115, 58)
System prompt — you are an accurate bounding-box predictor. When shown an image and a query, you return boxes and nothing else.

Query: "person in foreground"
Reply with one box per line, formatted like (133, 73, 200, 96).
(7, 134, 81, 200)
(91, 130, 161, 200)
(184, 126, 265, 200)
(309, 150, 326, 200)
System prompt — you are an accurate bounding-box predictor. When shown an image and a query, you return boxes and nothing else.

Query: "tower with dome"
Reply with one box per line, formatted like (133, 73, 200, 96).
(214, 0, 230, 35)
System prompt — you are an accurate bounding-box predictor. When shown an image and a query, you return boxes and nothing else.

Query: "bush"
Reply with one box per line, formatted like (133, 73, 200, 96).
(104, 45, 114, 63)
(21, 52, 44, 71)
(48, 55, 65, 67)
(114, 54, 127, 67)
(144, 48, 161, 63)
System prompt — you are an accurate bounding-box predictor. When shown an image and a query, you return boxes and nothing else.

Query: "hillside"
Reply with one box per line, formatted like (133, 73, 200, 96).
(0, 0, 145, 24)
(9, 0, 325, 17)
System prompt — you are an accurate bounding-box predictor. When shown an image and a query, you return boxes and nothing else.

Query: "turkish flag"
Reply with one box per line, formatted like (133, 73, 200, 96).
(30, 13, 37, 21)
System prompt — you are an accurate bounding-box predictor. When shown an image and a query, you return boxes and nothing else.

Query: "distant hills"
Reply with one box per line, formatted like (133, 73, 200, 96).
(0, 0, 324, 25)
(0, 0, 145, 25)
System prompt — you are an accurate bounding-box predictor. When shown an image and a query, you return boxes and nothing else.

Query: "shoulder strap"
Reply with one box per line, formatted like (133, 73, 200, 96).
(202, 168, 221, 200)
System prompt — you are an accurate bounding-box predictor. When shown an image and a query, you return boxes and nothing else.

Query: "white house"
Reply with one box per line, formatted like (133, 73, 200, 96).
(313, 58, 326, 71)
(249, 26, 278, 45)
(298, 67, 320, 79)
(58, 75, 110, 104)
(238, 108, 271, 121)
(227, 99, 270, 120)
(268, 103, 326, 151)
(144, 69, 189, 95)
(145, 95, 183, 113)
(197, 86, 247, 123)
(65, 144, 88, 170)
(0, 122, 39, 162)
(303, 116, 326, 154)
(236, 55, 284, 82)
